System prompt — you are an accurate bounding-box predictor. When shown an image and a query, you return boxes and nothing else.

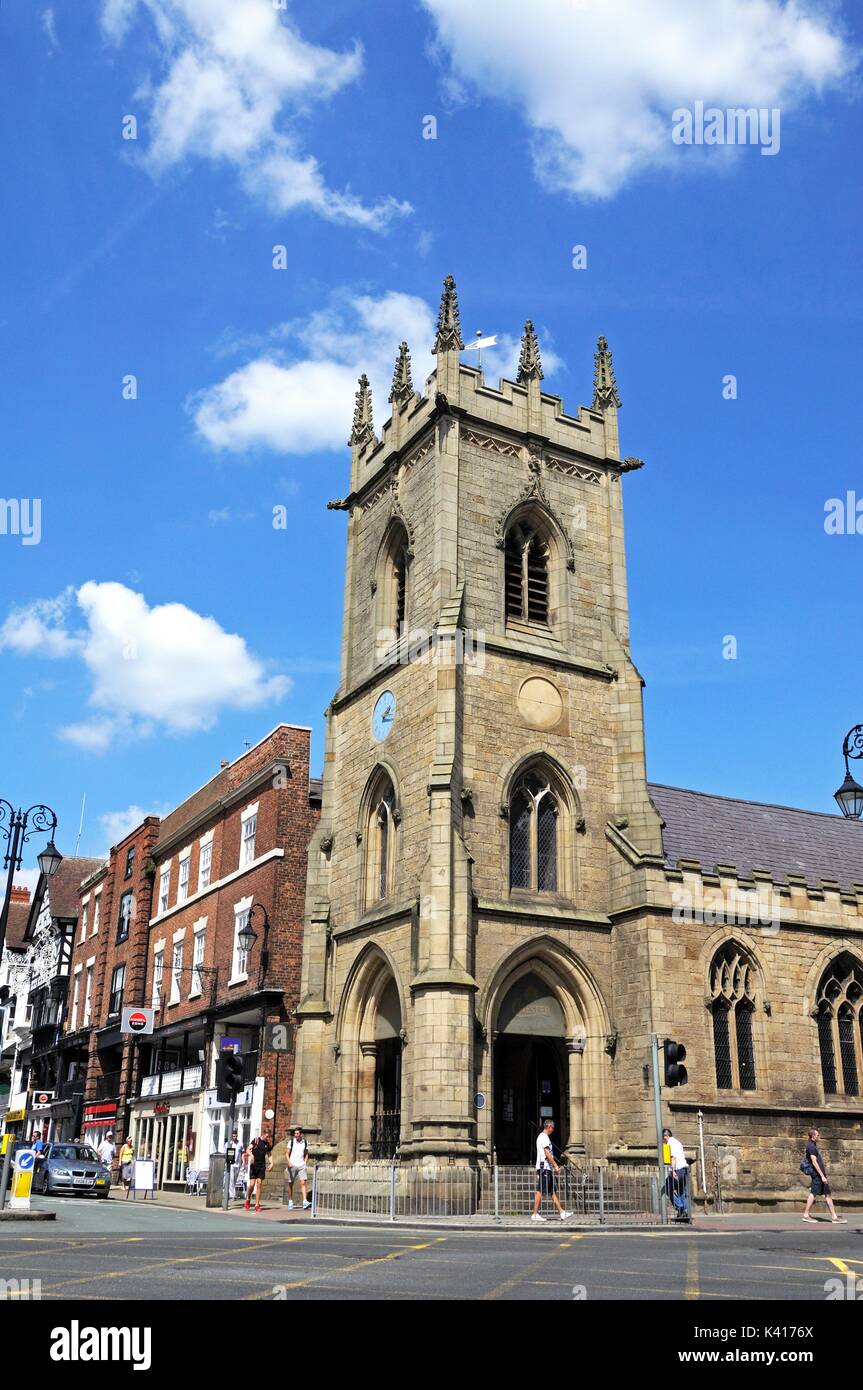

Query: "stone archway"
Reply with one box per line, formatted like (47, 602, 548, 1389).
(479, 939, 611, 1163)
(493, 972, 569, 1162)
(335, 945, 405, 1162)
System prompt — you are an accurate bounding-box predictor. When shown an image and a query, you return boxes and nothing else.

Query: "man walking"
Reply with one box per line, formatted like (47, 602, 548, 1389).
(663, 1127, 690, 1222)
(531, 1120, 572, 1222)
(97, 1131, 117, 1184)
(228, 1128, 245, 1202)
(802, 1128, 847, 1224)
(286, 1126, 311, 1211)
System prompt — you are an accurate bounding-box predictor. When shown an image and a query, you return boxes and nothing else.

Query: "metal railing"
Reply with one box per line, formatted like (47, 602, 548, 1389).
(140, 1064, 203, 1097)
(370, 1109, 400, 1160)
(312, 1161, 661, 1224)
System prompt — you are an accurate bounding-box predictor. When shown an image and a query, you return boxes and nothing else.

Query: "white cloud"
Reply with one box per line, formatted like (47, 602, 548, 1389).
(192, 290, 436, 454)
(100, 0, 411, 229)
(421, 0, 853, 198)
(42, 8, 60, 50)
(0, 590, 82, 659)
(100, 804, 168, 849)
(0, 581, 290, 750)
(192, 288, 563, 455)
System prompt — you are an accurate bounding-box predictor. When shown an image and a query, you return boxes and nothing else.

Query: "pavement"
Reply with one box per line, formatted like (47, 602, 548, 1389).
(2, 1191, 862, 1301)
(145, 1188, 859, 1235)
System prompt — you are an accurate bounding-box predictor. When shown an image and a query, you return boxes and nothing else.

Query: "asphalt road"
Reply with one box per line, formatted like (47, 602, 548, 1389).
(1, 1194, 862, 1302)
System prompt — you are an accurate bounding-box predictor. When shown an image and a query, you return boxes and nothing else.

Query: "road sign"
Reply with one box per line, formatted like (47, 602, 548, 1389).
(263, 1023, 294, 1053)
(121, 1005, 154, 1035)
(10, 1148, 36, 1210)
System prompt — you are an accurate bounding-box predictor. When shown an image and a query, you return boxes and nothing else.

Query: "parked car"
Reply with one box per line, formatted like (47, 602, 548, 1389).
(33, 1142, 111, 1198)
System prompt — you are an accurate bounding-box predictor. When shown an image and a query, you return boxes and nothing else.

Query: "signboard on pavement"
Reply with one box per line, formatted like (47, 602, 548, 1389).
(10, 1148, 36, 1210)
(121, 1005, 154, 1035)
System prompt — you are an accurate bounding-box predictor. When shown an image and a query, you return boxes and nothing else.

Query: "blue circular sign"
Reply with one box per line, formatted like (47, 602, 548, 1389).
(474, 1092, 486, 1109)
(15, 1149, 36, 1172)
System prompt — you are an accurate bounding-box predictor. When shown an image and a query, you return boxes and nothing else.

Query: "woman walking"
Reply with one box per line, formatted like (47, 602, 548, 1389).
(119, 1138, 134, 1193)
(802, 1128, 847, 1224)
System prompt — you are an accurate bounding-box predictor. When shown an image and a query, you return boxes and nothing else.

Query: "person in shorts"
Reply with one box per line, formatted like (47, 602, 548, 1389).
(802, 1128, 846, 1224)
(531, 1120, 572, 1222)
(245, 1131, 272, 1212)
(286, 1126, 311, 1211)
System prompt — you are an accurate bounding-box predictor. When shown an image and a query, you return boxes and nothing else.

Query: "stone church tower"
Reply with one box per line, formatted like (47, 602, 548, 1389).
(294, 274, 665, 1166)
(293, 275, 863, 1201)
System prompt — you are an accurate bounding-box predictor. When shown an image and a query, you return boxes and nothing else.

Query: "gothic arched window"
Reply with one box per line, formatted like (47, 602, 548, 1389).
(509, 770, 559, 893)
(376, 521, 410, 644)
(362, 771, 398, 909)
(709, 943, 758, 1090)
(504, 521, 550, 627)
(816, 955, 863, 1097)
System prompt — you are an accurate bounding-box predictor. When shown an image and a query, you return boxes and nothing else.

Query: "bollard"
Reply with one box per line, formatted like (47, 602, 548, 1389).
(389, 1161, 397, 1222)
(598, 1165, 606, 1224)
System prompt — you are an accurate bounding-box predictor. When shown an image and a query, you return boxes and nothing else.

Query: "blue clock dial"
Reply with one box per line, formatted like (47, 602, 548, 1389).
(373, 690, 396, 741)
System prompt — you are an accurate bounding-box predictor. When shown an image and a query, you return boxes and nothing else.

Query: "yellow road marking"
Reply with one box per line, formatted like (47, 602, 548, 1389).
(31, 1235, 307, 1295)
(242, 1236, 449, 1298)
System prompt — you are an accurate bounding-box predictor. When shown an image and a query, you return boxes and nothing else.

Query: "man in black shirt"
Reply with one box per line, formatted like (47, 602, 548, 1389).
(802, 1128, 846, 1224)
(244, 1131, 272, 1212)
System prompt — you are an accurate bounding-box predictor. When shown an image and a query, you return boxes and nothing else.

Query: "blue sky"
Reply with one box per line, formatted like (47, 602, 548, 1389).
(1, 0, 862, 879)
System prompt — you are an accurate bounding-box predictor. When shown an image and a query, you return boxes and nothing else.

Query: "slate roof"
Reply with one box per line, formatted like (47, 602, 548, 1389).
(46, 857, 106, 920)
(648, 783, 863, 891)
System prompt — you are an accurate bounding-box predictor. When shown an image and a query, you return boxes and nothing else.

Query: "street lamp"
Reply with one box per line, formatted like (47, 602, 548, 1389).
(834, 727, 863, 820)
(0, 801, 62, 951)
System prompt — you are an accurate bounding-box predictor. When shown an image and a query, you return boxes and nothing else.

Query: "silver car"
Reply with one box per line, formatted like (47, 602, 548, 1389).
(35, 1142, 111, 1198)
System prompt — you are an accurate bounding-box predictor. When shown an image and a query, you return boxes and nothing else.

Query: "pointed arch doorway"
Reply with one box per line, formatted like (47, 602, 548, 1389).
(493, 971, 569, 1164)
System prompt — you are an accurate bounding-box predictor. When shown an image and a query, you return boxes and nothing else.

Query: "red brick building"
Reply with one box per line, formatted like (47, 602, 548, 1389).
(64, 820, 159, 1147)
(94, 725, 318, 1188)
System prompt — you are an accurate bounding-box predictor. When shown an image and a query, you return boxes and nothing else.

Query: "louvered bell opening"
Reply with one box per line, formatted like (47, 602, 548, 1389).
(395, 550, 407, 632)
(712, 1002, 733, 1089)
(509, 792, 531, 889)
(526, 536, 549, 624)
(536, 795, 557, 892)
(818, 1006, 837, 1095)
(378, 803, 390, 901)
(504, 535, 523, 620)
(735, 1002, 757, 1091)
(838, 1005, 859, 1096)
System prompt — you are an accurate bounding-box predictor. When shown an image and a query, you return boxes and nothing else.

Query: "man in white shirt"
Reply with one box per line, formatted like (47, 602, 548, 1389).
(286, 1126, 311, 1211)
(97, 1132, 116, 1182)
(663, 1127, 690, 1222)
(531, 1121, 572, 1222)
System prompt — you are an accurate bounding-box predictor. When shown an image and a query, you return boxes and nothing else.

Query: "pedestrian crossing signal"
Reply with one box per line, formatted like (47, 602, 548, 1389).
(663, 1039, 688, 1087)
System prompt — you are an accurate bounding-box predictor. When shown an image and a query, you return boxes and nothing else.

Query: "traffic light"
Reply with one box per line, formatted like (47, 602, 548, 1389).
(663, 1039, 688, 1088)
(216, 1051, 244, 1103)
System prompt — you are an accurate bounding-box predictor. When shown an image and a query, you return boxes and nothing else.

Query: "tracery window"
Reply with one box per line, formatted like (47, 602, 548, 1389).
(816, 955, 863, 1097)
(709, 943, 758, 1090)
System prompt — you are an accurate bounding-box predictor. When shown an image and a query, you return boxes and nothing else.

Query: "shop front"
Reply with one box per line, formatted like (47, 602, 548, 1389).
(130, 1095, 204, 1189)
(83, 1100, 119, 1150)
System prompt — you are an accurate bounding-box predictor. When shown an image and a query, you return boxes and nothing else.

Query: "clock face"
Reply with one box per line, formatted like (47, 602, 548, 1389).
(372, 690, 397, 741)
